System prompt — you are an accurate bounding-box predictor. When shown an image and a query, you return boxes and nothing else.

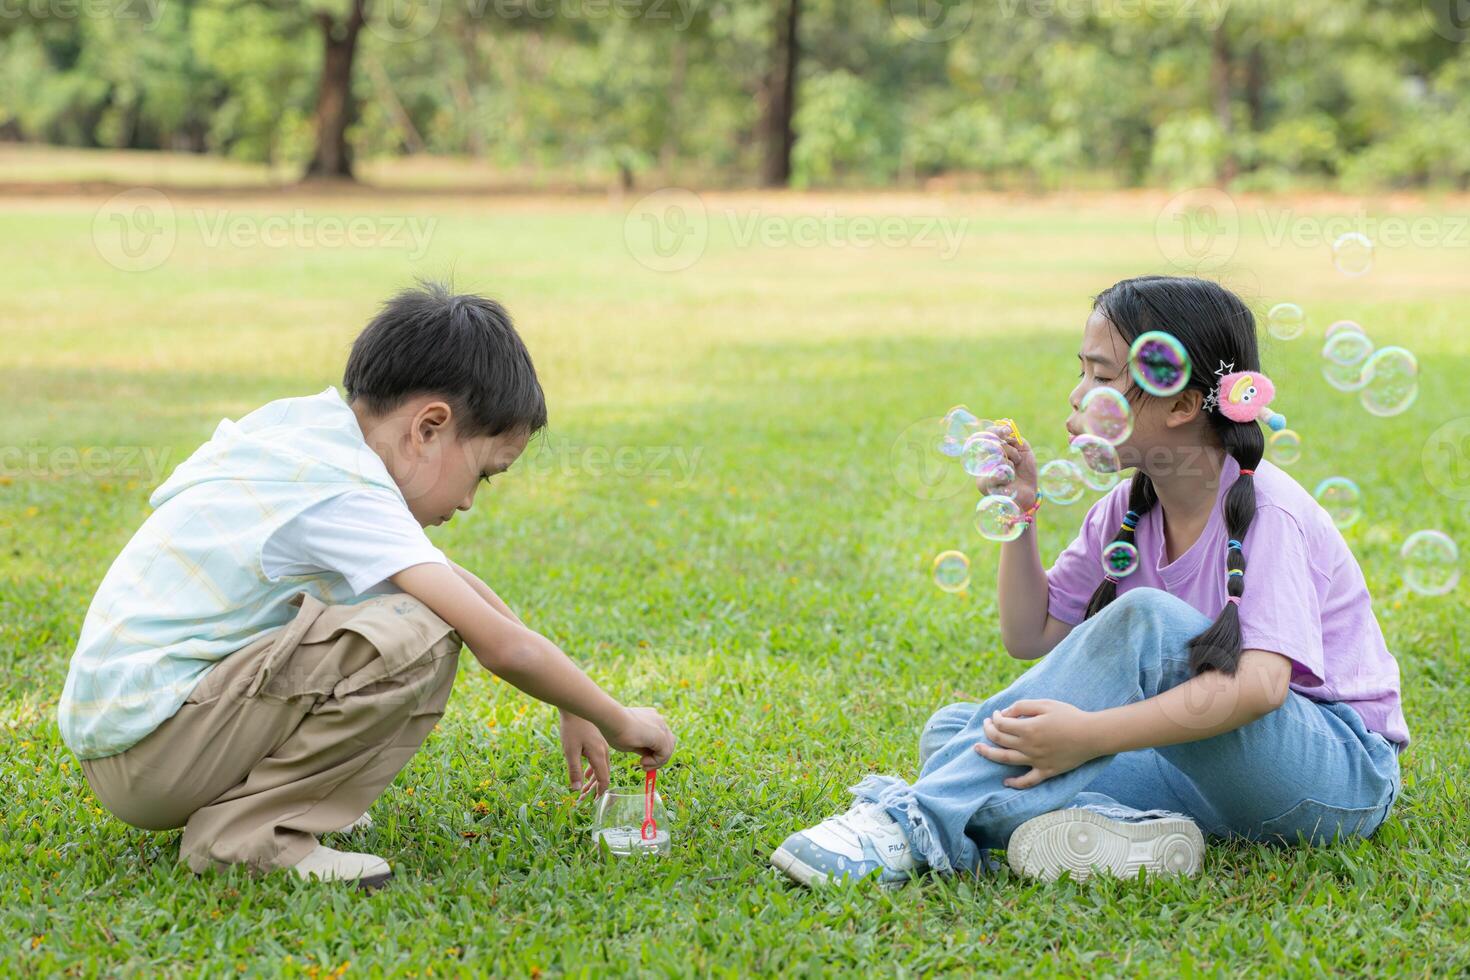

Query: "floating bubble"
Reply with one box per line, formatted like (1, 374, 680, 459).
(960, 431, 1006, 477)
(1038, 458, 1087, 505)
(976, 458, 1019, 498)
(1359, 346, 1419, 417)
(1321, 329, 1375, 392)
(931, 550, 971, 592)
(1128, 331, 1191, 396)
(974, 494, 1026, 543)
(1069, 435, 1122, 492)
(1325, 319, 1366, 339)
(1400, 530, 1460, 596)
(1079, 387, 1134, 445)
(1313, 477, 1363, 529)
(1332, 232, 1374, 277)
(1101, 540, 1140, 578)
(939, 406, 983, 457)
(1267, 428, 1302, 466)
(1266, 303, 1305, 341)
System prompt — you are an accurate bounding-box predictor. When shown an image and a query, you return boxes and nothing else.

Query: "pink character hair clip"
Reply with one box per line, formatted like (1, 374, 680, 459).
(1207, 369, 1287, 431)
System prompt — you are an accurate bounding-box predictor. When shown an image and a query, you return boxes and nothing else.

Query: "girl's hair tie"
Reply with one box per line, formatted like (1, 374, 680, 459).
(1238, 468, 1255, 477)
(1228, 568, 1244, 578)
(1122, 510, 1140, 530)
(1104, 574, 1120, 585)
(1227, 539, 1243, 551)
(1226, 595, 1241, 606)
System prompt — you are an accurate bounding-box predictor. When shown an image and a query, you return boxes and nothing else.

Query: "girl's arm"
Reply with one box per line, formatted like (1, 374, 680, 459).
(998, 522, 1073, 660)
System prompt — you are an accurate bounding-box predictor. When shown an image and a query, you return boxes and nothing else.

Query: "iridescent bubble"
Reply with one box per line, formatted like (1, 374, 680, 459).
(1069, 435, 1122, 492)
(1359, 346, 1419, 417)
(1267, 303, 1305, 341)
(1400, 530, 1460, 596)
(1313, 477, 1363, 529)
(976, 457, 1019, 498)
(960, 431, 1006, 477)
(1100, 540, 1140, 578)
(931, 550, 971, 592)
(974, 494, 1026, 543)
(1267, 428, 1302, 466)
(1325, 319, 1366, 339)
(1038, 458, 1087, 505)
(1128, 331, 1191, 396)
(1321, 329, 1375, 392)
(1079, 387, 1134, 445)
(939, 406, 983, 457)
(1332, 232, 1374, 277)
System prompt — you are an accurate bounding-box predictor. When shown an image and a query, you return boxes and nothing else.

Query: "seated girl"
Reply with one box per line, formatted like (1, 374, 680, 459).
(772, 275, 1408, 886)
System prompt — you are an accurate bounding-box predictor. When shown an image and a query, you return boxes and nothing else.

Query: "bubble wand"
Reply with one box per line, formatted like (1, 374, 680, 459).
(640, 769, 659, 842)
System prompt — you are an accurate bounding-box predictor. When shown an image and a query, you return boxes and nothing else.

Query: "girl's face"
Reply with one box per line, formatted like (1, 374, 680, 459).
(1067, 309, 1205, 469)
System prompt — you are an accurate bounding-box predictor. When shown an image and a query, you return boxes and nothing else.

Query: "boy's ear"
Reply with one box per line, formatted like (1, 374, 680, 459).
(1164, 389, 1205, 428)
(413, 400, 454, 446)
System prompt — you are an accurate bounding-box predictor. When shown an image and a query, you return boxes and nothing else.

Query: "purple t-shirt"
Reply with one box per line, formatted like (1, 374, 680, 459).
(1047, 456, 1409, 747)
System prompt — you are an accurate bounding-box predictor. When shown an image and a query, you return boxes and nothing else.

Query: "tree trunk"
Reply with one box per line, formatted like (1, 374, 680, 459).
(1210, 24, 1237, 186)
(1244, 42, 1266, 132)
(757, 0, 799, 188)
(305, 0, 366, 180)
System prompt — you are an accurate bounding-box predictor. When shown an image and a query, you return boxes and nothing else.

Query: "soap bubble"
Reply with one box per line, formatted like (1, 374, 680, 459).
(1332, 232, 1374, 277)
(931, 550, 971, 592)
(1128, 331, 1191, 397)
(1359, 346, 1419, 417)
(1101, 540, 1140, 578)
(976, 458, 1019, 498)
(1069, 434, 1122, 492)
(960, 431, 1006, 477)
(1267, 428, 1302, 466)
(1321, 329, 1375, 392)
(939, 406, 984, 457)
(1325, 319, 1366, 339)
(1038, 459, 1087, 505)
(1313, 477, 1363, 529)
(1266, 303, 1305, 341)
(1400, 530, 1460, 596)
(975, 494, 1026, 542)
(1079, 387, 1134, 445)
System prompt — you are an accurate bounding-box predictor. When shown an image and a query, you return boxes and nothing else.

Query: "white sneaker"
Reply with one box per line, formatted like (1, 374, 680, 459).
(771, 802, 923, 887)
(291, 843, 393, 889)
(327, 811, 374, 835)
(1007, 808, 1204, 882)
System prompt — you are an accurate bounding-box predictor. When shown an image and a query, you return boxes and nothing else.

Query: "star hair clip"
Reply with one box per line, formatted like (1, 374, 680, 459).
(1209, 364, 1287, 431)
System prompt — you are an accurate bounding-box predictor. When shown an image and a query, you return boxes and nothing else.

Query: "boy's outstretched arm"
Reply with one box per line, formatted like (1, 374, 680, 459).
(448, 558, 523, 626)
(390, 562, 675, 773)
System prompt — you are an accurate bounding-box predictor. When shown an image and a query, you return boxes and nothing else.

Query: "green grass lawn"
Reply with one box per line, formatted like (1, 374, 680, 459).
(2, 176, 1468, 976)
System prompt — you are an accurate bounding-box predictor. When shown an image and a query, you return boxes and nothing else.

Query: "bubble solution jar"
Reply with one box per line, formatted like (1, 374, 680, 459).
(592, 787, 671, 856)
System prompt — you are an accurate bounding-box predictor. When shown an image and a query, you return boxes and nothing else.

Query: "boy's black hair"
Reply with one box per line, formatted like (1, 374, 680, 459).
(343, 279, 547, 439)
(1081, 275, 1263, 676)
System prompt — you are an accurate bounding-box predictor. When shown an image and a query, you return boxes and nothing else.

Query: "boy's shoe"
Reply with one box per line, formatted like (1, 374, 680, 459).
(291, 843, 393, 891)
(327, 811, 374, 835)
(1006, 807, 1204, 882)
(771, 802, 925, 888)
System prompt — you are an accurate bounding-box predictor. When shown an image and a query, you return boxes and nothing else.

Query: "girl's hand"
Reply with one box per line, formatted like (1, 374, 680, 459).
(559, 709, 612, 801)
(974, 425, 1038, 510)
(974, 699, 1098, 788)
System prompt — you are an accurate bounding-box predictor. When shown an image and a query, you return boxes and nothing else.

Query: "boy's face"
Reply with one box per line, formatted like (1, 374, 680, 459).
(353, 395, 530, 528)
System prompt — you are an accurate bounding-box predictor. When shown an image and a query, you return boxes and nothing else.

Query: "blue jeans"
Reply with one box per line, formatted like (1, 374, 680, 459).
(854, 588, 1403, 874)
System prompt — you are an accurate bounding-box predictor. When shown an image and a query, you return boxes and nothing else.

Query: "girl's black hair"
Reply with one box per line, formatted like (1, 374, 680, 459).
(344, 279, 547, 439)
(1081, 275, 1263, 676)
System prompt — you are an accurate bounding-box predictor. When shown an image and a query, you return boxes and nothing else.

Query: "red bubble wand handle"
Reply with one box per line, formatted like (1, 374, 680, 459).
(641, 769, 658, 841)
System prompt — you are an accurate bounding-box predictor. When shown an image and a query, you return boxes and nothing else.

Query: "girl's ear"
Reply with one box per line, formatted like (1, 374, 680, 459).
(1163, 389, 1205, 429)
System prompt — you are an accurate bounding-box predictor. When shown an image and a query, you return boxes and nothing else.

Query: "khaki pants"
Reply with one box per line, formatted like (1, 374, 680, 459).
(81, 591, 463, 875)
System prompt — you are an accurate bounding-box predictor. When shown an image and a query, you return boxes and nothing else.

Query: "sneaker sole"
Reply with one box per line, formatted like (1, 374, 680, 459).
(769, 847, 908, 889)
(354, 869, 394, 893)
(1007, 809, 1204, 882)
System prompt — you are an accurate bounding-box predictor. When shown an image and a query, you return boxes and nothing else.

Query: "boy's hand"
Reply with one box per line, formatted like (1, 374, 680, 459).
(603, 706, 676, 770)
(560, 710, 611, 801)
(973, 699, 1098, 788)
